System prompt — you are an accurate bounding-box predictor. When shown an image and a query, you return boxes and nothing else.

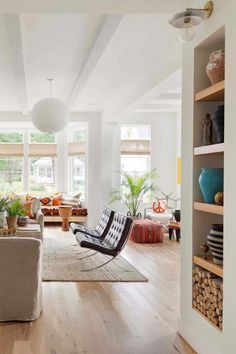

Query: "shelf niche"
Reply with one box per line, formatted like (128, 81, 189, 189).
(192, 26, 225, 331)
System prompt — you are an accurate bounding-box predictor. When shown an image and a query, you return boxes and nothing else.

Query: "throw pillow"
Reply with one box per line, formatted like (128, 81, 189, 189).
(23, 201, 34, 219)
(40, 196, 52, 206)
(53, 195, 62, 206)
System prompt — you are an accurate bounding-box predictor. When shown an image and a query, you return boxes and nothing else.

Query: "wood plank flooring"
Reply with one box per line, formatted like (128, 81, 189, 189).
(0, 225, 193, 354)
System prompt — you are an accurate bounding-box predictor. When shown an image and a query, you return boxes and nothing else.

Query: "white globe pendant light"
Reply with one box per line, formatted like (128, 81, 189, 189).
(32, 79, 69, 133)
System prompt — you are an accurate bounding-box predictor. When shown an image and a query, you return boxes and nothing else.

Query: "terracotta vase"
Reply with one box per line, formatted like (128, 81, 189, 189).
(206, 50, 225, 85)
(6, 216, 18, 229)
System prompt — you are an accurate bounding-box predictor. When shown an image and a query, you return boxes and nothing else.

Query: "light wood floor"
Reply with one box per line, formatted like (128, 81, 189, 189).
(0, 225, 193, 354)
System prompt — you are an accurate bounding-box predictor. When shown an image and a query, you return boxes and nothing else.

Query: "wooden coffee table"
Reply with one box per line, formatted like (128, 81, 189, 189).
(58, 206, 72, 231)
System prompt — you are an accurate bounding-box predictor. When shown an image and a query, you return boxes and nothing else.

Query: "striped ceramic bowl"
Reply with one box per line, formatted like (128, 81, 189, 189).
(207, 224, 223, 265)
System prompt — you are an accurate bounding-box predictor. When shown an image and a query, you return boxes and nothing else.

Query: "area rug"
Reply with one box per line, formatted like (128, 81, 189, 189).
(42, 234, 148, 282)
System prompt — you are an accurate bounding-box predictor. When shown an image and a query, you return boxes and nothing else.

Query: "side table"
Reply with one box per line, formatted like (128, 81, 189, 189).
(58, 206, 72, 231)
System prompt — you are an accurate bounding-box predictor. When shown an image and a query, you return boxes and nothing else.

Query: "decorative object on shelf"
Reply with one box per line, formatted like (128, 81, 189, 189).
(109, 169, 158, 218)
(207, 224, 223, 265)
(212, 105, 224, 143)
(17, 215, 30, 227)
(199, 168, 223, 204)
(32, 79, 69, 133)
(215, 192, 224, 206)
(169, 1, 214, 43)
(201, 113, 212, 146)
(206, 50, 225, 85)
(0, 197, 9, 228)
(200, 242, 209, 259)
(193, 267, 223, 330)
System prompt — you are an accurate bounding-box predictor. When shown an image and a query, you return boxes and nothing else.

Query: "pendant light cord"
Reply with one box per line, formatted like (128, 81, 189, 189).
(47, 78, 54, 97)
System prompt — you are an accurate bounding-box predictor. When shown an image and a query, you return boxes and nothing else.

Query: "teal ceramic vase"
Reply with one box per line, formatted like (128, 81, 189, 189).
(199, 168, 223, 204)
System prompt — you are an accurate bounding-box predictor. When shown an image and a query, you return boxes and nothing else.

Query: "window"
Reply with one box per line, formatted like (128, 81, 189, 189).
(0, 131, 23, 143)
(120, 155, 150, 178)
(70, 156, 86, 196)
(120, 125, 151, 201)
(121, 126, 150, 140)
(0, 157, 23, 192)
(68, 125, 87, 199)
(30, 131, 55, 143)
(30, 157, 56, 193)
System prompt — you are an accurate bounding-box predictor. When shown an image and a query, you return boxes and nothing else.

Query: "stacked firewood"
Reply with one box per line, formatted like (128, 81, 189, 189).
(192, 266, 223, 330)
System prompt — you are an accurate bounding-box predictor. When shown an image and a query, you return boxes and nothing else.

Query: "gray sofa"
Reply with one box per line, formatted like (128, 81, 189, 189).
(0, 237, 42, 321)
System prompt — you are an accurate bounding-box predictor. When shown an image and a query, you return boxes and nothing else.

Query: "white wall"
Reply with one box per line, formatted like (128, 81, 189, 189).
(180, 1, 236, 353)
(102, 111, 181, 215)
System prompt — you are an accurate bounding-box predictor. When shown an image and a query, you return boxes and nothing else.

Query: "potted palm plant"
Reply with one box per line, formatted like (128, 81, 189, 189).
(109, 169, 158, 218)
(0, 197, 9, 228)
(6, 199, 26, 229)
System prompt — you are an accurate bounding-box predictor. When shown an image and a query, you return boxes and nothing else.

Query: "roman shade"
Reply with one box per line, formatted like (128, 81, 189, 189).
(0, 144, 24, 157)
(29, 144, 57, 157)
(120, 140, 150, 155)
(68, 141, 86, 156)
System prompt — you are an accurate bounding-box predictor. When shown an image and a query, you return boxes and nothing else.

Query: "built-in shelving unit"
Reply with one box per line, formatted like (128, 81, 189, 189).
(194, 143, 224, 156)
(195, 80, 224, 102)
(192, 28, 225, 330)
(193, 256, 223, 277)
(194, 202, 223, 215)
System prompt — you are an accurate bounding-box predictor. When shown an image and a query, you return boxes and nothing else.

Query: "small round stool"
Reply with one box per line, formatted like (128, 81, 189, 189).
(58, 206, 72, 231)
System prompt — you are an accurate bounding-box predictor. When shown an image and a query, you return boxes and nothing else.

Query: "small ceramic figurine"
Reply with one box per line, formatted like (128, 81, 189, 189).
(200, 242, 209, 259)
(202, 113, 212, 146)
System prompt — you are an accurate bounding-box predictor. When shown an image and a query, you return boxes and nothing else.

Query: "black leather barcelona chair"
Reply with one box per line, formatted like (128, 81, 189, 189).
(76, 212, 133, 271)
(70, 207, 115, 239)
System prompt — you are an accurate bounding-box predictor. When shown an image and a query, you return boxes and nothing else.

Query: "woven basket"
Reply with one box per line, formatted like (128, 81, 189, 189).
(0, 228, 16, 237)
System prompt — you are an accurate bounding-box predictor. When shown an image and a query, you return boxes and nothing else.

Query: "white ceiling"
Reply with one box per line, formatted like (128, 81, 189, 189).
(0, 12, 182, 115)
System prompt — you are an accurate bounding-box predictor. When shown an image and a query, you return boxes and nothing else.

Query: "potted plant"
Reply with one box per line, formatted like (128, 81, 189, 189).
(0, 197, 9, 228)
(109, 169, 158, 218)
(6, 199, 26, 229)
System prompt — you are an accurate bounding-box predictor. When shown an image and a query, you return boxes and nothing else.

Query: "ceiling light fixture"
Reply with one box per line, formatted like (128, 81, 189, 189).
(32, 79, 69, 133)
(169, 1, 214, 43)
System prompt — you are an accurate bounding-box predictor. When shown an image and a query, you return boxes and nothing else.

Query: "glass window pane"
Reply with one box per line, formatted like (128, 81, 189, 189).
(0, 132, 23, 143)
(70, 156, 85, 198)
(71, 129, 86, 142)
(121, 155, 150, 178)
(30, 157, 56, 194)
(0, 158, 23, 192)
(30, 131, 55, 143)
(121, 126, 150, 140)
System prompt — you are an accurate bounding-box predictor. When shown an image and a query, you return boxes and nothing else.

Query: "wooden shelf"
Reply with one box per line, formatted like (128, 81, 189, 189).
(194, 143, 224, 156)
(193, 256, 223, 277)
(194, 202, 223, 215)
(192, 308, 222, 332)
(195, 80, 224, 102)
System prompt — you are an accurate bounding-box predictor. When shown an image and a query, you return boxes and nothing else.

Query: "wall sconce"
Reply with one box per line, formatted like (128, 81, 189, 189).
(169, 1, 214, 43)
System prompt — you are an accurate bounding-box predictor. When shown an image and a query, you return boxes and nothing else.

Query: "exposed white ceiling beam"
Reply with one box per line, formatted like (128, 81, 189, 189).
(3, 14, 28, 116)
(67, 15, 123, 108)
(136, 104, 181, 113)
(0, 1, 189, 14)
(104, 43, 182, 122)
(147, 99, 181, 105)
